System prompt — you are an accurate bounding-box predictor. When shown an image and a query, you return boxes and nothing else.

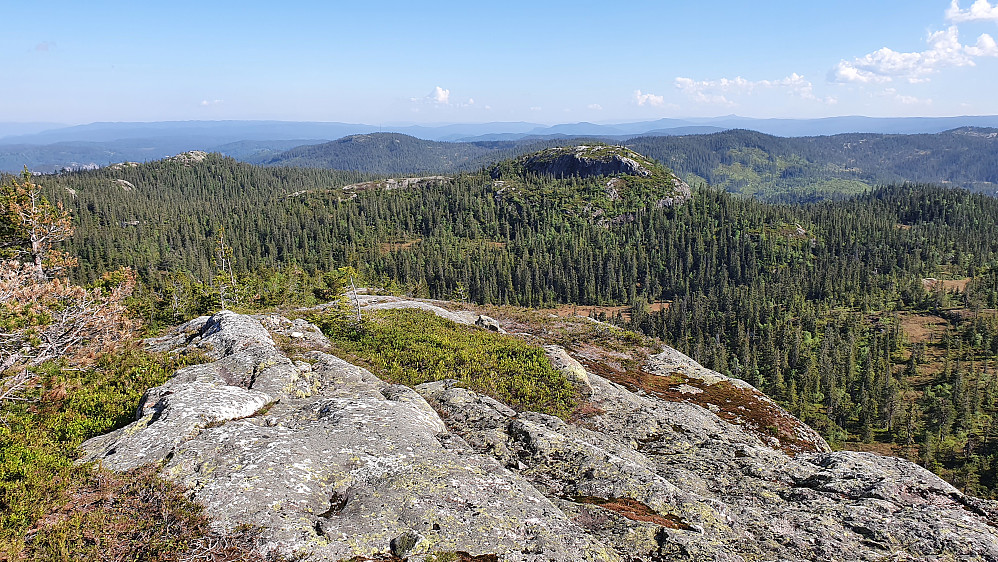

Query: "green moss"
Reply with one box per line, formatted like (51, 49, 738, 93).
(311, 308, 577, 418)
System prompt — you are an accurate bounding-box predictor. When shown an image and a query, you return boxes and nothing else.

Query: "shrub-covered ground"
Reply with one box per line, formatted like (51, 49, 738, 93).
(0, 349, 265, 560)
(311, 307, 578, 418)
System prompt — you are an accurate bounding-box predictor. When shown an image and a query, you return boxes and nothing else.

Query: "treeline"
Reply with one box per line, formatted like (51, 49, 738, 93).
(31, 154, 998, 496)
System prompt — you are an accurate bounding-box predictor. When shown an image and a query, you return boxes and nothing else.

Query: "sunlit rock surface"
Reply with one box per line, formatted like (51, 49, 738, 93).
(83, 306, 998, 561)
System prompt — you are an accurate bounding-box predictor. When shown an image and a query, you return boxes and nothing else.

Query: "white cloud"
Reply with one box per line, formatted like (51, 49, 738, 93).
(200, 99, 223, 106)
(529, 106, 542, 111)
(431, 86, 450, 104)
(831, 25, 987, 84)
(967, 33, 998, 55)
(947, 0, 998, 22)
(634, 89, 665, 107)
(587, 103, 603, 110)
(411, 86, 452, 105)
(674, 74, 834, 105)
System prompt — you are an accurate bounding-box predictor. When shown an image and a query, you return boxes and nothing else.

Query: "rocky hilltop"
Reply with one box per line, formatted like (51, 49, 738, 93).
(490, 145, 692, 217)
(82, 298, 998, 561)
(519, 145, 654, 179)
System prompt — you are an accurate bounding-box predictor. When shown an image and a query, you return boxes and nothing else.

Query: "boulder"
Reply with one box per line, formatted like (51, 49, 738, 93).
(475, 314, 506, 333)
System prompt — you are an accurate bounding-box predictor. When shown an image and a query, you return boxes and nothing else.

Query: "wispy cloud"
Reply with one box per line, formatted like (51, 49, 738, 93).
(634, 90, 665, 107)
(34, 41, 55, 52)
(881, 87, 932, 105)
(200, 99, 223, 106)
(947, 0, 998, 22)
(674, 73, 835, 105)
(587, 103, 603, 110)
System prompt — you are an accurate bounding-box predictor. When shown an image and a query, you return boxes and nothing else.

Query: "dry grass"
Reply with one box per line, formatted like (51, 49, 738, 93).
(16, 465, 266, 562)
(533, 301, 669, 322)
(922, 277, 971, 292)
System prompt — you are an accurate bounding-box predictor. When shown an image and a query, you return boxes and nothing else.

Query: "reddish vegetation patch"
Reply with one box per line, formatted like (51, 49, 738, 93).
(900, 313, 948, 345)
(21, 465, 264, 561)
(536, 301, 670, 322)
(572, 496, 693, 530)
(569, 400, 607, 423)
(898, 312, 951, 382)
(348, 554, 497, 562)
(839, 440, 900, 456)
(922, 277, 971, 292)
(582, 361, 823, 455)
(454, 554, 499, 562)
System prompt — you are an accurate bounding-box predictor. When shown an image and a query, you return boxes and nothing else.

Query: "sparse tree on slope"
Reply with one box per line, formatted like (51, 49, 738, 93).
(0, 168, 76, 279)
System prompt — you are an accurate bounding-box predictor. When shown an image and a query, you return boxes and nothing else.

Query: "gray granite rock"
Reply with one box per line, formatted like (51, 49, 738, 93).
(83, 311, 618, 561)
(82, 310, 998, 562)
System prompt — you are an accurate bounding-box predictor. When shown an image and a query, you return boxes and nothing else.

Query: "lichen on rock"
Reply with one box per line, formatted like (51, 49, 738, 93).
(81, 307, 998, 561)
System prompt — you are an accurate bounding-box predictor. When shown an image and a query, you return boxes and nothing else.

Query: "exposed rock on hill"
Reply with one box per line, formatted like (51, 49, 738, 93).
(490, 145, 693, 220)
(82, 302, 998, 561)
(520, 145, 653, 179)
(167, 150, 209, 165)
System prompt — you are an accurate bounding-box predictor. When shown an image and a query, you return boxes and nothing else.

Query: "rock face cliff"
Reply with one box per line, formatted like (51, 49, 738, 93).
(82, 300, 998, 561)
(520, 145, 654, 180)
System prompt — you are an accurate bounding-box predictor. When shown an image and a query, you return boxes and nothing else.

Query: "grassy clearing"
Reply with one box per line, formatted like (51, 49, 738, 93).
(310, 308, 578, 418)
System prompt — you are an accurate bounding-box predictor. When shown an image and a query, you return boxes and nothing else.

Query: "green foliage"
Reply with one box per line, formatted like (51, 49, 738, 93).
(0, 348, 209, 553)
(311, 308, 577, 418)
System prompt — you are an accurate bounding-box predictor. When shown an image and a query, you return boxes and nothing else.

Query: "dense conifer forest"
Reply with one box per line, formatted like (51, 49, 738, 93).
(20, 149, 998, 497)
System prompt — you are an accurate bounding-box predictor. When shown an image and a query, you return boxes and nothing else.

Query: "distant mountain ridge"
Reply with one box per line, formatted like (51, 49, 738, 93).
(5, 115, 998, 175)
(6, 114, 998, 146)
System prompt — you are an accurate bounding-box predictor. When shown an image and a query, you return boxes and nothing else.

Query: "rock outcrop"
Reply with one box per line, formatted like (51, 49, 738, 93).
(82, 305, 998, 561)
(520, 146, 653, 179)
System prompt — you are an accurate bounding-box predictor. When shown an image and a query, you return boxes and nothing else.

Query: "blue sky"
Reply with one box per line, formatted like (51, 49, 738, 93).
(3, 0, 998, 124)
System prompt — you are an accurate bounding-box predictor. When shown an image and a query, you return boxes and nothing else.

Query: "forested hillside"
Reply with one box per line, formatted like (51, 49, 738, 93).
(24, 148, 998, 496)
(627, 128, 998, 202)
(258, 128, 998, 202)
(253, 133, 582, 175)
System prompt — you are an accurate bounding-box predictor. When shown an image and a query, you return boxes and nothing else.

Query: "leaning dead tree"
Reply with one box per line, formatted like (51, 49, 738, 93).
(0, 262, 135, 372)
(0, 171, 136, 411)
